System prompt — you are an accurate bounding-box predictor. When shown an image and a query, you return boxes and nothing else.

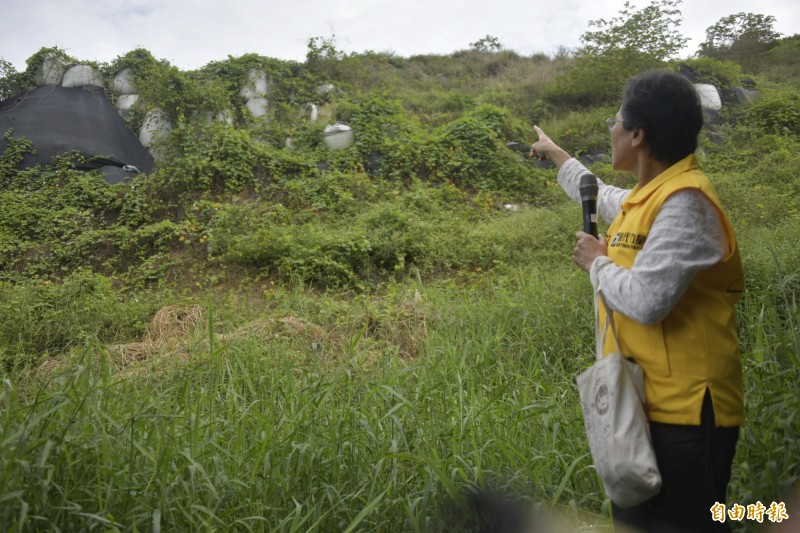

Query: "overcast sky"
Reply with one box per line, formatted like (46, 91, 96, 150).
(1, 0, 798, 71)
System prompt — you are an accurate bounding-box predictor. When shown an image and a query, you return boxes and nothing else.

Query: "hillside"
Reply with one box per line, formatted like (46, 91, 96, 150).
(1, 22, 799, 532)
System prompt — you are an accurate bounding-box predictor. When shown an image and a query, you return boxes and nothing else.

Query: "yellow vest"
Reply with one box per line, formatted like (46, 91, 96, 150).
(600, 154, 744, 426)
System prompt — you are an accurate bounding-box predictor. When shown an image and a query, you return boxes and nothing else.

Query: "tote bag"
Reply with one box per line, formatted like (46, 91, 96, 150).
(576, 291, 662, 509)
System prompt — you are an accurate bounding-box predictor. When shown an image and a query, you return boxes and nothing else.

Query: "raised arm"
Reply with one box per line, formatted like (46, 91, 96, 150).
(531, 125, 628, 224)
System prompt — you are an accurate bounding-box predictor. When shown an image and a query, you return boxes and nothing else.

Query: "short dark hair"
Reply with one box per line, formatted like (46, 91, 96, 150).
(621, 70, 703, 166)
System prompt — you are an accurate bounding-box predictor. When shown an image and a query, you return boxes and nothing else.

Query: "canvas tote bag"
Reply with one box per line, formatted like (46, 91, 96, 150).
(576, 291, 662, 508)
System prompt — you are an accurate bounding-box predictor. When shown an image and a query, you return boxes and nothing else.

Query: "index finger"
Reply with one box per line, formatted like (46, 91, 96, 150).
(533, 125, 547, 140)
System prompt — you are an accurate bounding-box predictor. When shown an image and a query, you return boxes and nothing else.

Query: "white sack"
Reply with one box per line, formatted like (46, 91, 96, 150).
(323, 123, 354, 151)
(112, 68, 137, 95)
(34, 53, 70, 86)
(139, 109, 172, 148)
(693, 83, 722, 111)
(245, 97, 268, 118)
(62, 65, 105, 88)
(239, 69, 270, 100)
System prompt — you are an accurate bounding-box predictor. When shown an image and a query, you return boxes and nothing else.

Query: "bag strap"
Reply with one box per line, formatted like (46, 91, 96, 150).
(594, 289, 622, 361)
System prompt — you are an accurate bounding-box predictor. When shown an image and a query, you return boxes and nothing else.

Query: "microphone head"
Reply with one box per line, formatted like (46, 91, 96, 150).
(579, 173, 599, 199)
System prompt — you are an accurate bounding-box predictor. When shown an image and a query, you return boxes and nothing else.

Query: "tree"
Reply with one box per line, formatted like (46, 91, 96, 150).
(469, 35, 503, 53)
(697, 13, 782, 71)
(580, 0, 687, 61)
(305, 33, 345, 81)
(0, 58, 21, 101)
(543, 0, 687, 108)
(306, 34, 343, 64)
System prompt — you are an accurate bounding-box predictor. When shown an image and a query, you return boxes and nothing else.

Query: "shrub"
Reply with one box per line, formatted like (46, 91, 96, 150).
(135, 62, 231, 124)
(761, 35, 800, 82)
(224, 221, 372, 288)
(347, 94, 422, 172)
(0, 130, 35, 178)
(0, 270, 151, 368)
(148, 123, 268, 200)
(0, 160, 124, 279)
(705, 124, 800, 227)
(675, 57, 744, 87)
(0, 58, 25, 100)
(743, 88, 800, 136)
(357, 199, 439, 273)
(541, 51, 663, 109)
(542, 0, 686, 109)
(431, 105, 530, 191)
(535, 108, 616, 159)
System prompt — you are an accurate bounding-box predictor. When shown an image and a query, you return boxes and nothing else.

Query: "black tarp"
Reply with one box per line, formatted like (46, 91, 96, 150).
(0, 85, 154, 183)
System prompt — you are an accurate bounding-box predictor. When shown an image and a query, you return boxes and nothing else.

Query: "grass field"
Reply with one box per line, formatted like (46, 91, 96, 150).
(1, 194, 798, 531)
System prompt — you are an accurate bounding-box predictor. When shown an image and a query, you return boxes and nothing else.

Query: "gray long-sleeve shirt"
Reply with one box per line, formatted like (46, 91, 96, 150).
(557, 158, 727, 324)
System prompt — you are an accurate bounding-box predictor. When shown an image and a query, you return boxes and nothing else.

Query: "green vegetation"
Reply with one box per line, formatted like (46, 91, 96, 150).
(1, 2, 799, 530)
(698, 12, 783, 73)
(542, 0, 687, 109)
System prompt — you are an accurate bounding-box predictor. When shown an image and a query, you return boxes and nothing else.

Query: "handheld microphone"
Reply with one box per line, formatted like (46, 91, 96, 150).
(579, 174, 599, 239)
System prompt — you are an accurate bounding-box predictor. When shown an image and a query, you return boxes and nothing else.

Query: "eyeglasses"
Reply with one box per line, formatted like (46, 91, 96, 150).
(606, 117, 623, 131)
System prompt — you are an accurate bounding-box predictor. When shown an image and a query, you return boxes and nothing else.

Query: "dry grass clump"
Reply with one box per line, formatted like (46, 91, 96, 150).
(371, 292, 429, 359)
(111, 304, 206, 363)
(34, 355, 76, 380)
(222, 291, 430, 361)
(35, 291, 431, 380)
(34, 305, 206, 380)
(319, 291, 429, 361)
(222, 316, 325, 346)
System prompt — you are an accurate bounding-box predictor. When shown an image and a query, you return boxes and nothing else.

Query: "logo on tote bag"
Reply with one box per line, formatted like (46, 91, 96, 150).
(595, 383, 610, 415)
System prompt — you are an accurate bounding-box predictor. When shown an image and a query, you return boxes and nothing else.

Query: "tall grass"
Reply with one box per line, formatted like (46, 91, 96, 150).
(730, 227, 800, 521)
(0, 168, 797, 530)
(0, 259, 612, 531)
(2, 219, 796, 531)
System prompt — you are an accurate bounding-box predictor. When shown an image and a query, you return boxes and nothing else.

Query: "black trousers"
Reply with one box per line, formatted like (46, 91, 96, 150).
(612, 389, 740, 533)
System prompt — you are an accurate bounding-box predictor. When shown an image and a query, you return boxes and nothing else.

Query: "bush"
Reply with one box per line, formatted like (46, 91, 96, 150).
(761, 35, 800, 82)
(0, 58, 25, 100)
(357, 199, 440, 273)
(542, 51, 664, 109)
(348, 96, 407, 150)
(0, 160, 124, 279)
(0, 130, 35, 178)
(147, 123, 270, 200)
(430, 105, 531, 191)
(136, 61, 232, 124)
(536, 108, 616, 159)
(223, 221, 372, 288)
(705, 124, 800, 227)
(675, 57, 744, 87)
(743, 88, 800, 136)
(0, 270, 151, 368)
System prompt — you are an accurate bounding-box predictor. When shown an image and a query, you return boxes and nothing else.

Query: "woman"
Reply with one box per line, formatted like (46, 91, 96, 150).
(531, 70, 744, 532)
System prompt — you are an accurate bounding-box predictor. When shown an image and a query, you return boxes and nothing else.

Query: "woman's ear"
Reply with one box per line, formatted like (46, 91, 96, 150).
(631, 128, 646, 148)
